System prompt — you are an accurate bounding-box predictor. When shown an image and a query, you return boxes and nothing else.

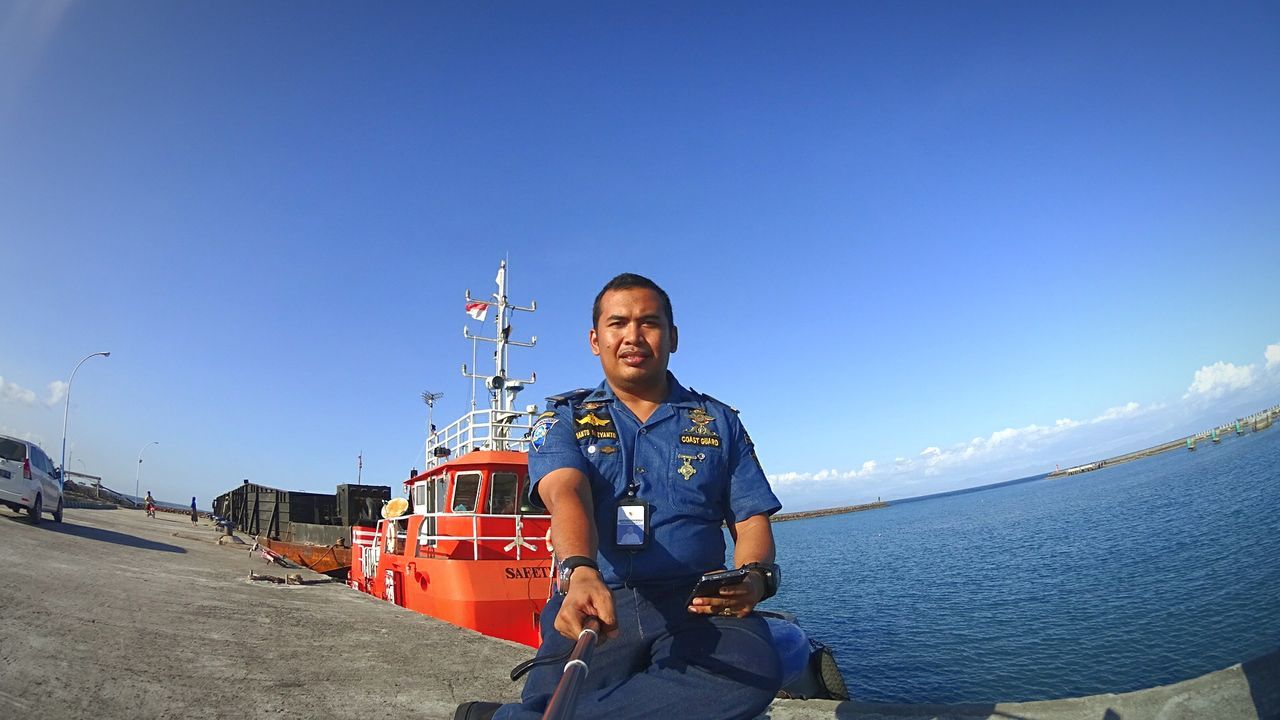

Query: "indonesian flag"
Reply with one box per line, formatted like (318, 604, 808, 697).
(465, 301, 490, 321)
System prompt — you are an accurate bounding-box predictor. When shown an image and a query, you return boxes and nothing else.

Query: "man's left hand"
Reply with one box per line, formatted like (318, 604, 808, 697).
(687, 569, 765, 618)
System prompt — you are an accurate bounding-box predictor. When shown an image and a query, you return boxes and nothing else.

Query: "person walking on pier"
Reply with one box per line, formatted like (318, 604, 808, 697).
(190, 496, 198, 525)
(457, 273, 783, 720)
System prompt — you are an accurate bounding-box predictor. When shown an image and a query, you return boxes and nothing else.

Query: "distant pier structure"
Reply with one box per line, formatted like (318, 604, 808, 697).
(1051, 403, 1278, 478)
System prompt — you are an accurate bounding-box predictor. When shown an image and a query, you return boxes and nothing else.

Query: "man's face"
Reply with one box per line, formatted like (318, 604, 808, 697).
(590, 287, 678, 392)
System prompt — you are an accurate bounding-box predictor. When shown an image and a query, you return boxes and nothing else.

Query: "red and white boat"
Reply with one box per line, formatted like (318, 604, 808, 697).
(350, 261, 553, 647)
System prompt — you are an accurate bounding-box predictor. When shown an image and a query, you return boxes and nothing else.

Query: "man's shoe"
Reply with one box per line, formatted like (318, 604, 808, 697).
(453, 701, 502, 720)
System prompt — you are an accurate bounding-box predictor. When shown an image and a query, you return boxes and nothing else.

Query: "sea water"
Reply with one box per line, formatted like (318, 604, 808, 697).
(770, 427, 1280, 703)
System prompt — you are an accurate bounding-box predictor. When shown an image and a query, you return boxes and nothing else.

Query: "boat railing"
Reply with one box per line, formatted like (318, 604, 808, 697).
(426, 408, 539, 470)
(382, 511, 553, 561)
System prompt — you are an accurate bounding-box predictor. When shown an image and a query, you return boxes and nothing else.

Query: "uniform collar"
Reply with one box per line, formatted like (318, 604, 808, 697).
(583, 372, 701, 409)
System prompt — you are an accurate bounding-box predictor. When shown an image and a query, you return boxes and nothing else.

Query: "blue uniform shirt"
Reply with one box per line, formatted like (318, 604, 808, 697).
(527, 373, 781, 587)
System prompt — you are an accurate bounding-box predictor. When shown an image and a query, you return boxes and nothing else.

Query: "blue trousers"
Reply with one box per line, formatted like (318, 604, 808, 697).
(494, 586, 782, 720)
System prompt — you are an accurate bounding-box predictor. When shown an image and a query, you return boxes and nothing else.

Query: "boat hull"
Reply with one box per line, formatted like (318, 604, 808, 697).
(259, 537, 352, 577)
(357, 510, 553, 647)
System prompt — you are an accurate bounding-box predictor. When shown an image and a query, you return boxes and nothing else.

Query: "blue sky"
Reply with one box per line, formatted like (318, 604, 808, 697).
(2, 1, 1277, 511)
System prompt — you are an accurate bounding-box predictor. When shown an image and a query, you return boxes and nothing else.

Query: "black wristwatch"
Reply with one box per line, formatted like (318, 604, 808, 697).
(741, 562, 781, 601)
(557, 555, 599, 595)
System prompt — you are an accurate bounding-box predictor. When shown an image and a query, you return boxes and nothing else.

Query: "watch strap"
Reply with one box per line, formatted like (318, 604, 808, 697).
(560, 555, 598, 573)
(742, 562, 779, 600)
(556, 555, 599, 596)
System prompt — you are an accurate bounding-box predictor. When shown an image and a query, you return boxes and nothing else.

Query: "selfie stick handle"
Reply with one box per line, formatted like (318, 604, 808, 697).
(541, 616, 603, 720)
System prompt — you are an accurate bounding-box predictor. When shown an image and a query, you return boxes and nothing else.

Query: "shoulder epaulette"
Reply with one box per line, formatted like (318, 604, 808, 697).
(546, 388, 592, 406)
(688, 387, 740, 414)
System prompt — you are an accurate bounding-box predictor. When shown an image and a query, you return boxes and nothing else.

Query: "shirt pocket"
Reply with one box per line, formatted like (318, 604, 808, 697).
(665, 447, 728, 520)
(583, 439, 623, 485)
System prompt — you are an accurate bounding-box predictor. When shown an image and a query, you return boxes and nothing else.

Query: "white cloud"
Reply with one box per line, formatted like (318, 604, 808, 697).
(45, 380, 67, 406)
(0, 376, 37, 405)
(768, 459, 877, 486)
(1266, 343, 1280, 370)
(1184, 361, 1256, 399)
(1093, 402, 1141, 422)
(797, 416, 1089, 486)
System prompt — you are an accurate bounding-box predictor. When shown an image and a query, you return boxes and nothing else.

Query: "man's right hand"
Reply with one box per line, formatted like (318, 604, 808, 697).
(554, 567, 617, 642)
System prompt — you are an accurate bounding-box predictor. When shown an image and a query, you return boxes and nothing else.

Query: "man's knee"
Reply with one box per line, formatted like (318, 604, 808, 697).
(675, 618, 783, 696)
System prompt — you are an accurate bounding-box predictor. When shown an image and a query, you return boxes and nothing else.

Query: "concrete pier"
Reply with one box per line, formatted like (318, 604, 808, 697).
(1, 506, 1274, 719)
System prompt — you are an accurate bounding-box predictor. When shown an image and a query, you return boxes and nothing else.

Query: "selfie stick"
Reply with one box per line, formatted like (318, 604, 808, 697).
(540, 616, 603, 720)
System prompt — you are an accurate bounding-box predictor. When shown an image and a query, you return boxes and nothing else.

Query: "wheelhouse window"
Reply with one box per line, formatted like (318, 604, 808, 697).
(452, 472, 480, 512)
(487, 472, 519, 515)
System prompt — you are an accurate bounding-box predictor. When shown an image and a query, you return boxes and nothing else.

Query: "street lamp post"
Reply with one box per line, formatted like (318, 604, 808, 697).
(135, 441, 159, 507)
(59, 351, 110, 494)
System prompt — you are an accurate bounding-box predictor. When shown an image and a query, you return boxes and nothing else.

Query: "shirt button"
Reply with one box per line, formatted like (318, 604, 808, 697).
(640, 428, 647, 435)
(635, 467, 646, 474)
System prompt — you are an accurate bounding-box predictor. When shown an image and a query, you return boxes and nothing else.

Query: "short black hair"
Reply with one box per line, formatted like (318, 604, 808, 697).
(592, 273, 675, 329)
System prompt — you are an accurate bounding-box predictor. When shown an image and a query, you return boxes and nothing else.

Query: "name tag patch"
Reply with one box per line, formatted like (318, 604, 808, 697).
(575, 408, 618, 441)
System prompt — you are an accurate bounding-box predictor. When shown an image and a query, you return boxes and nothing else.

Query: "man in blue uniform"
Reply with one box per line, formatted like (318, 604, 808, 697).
(457, 273, 784, 720)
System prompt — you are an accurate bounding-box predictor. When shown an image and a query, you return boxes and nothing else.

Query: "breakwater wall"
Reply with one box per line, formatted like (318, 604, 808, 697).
(772, 501, 888, 523)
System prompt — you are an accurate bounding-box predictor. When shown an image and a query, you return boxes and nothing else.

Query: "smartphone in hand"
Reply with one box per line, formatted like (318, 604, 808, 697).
(686, 567, 751, 606)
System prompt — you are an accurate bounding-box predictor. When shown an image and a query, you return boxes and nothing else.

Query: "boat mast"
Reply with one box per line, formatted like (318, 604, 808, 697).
(462, 260, 537, 414)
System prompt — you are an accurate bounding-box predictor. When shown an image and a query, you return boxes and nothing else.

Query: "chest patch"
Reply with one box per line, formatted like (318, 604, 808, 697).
(680, 408, 721, 447)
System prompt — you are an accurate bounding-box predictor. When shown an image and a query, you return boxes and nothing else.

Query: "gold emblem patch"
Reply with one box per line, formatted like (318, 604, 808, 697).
(576, 413, 611, 427)
(686, 409, 716, 435)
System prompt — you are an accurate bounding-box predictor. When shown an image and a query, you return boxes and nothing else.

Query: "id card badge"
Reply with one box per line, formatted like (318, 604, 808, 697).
(615, 497, 649, 550)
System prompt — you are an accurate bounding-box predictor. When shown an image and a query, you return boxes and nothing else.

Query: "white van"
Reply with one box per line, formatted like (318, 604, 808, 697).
(0, 434, 64, 523)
